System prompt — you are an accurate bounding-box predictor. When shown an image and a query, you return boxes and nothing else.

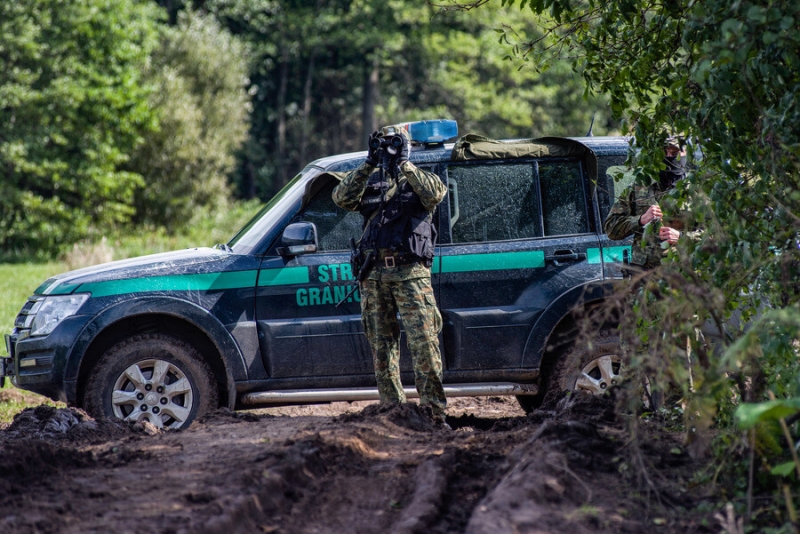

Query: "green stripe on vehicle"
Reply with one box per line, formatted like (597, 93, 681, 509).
(35, 278, 81, 295)
(43, 282, 80, 295)
(587, 246, 631, 264)
(440, 250, 545, 273)
(76, 270, 260, 298)
(257, 266, 309, 286)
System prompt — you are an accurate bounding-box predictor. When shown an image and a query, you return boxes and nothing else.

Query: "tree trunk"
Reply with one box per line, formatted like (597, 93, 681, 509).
(242, 159, 256, 200)
(361, 53, 379, 146)
(275, 49, 289, 190)
(299, 54, 315, 166)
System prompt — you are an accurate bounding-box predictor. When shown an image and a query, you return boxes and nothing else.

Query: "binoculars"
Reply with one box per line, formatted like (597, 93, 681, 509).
(369, 134, 404, 157)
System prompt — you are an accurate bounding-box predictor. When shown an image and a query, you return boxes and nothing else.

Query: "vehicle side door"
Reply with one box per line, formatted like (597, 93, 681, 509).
(254, 168, 444, 383)
(436, 158, 602, 376)
(254, 177, 373, 382)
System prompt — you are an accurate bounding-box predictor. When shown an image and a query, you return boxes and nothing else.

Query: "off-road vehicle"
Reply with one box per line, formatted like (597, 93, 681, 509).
(2, 120, 633, 428)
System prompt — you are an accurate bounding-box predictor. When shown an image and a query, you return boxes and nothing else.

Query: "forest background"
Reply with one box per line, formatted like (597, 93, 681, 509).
(1, 0, 799, 531)
(0, 0, 612, 260)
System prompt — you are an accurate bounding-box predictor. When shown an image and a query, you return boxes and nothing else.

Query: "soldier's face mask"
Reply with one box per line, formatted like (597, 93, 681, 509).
(660, 156, 686, 189)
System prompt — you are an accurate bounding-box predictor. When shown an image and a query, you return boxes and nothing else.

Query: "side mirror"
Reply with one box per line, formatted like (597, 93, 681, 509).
(277, 222, 318, 256)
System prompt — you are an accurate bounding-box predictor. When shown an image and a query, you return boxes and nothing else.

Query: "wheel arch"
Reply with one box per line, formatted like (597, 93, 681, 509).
(70, 297, 244, 410)
(521, 280, 620, 372)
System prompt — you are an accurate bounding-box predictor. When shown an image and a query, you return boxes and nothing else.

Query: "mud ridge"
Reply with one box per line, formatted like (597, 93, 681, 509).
(335, 402, 440, 432)
(194, 435, 362, 534)
(390, 452, 452, 534)
(0, 395, 714, 533)
(3, 405, 152, 443)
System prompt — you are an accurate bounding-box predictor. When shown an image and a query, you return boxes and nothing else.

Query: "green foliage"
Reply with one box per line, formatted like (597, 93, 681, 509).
(126, 9, 251, 227)
(195, 0, 612, 199)
(737, 398, 800, 430)
(0, 0, 161, 257)
(477, 0, 800, 527)
(407, 4, 613, 139)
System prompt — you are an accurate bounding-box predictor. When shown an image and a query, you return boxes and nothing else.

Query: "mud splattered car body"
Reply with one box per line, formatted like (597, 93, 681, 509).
(2, 124, 634, 428)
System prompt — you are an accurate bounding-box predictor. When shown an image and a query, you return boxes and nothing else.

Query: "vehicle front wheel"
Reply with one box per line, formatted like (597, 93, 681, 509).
(84, 334, 218, 430)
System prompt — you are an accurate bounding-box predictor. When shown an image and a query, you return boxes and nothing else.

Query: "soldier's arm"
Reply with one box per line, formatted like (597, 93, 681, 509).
(400, 161, 447, 211)
(332, 162, 374, 212)
(603, 189, 643, 240)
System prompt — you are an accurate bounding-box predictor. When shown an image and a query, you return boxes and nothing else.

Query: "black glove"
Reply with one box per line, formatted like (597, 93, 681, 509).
(396, 134, 409, 167)
(365, 130, 381, 167)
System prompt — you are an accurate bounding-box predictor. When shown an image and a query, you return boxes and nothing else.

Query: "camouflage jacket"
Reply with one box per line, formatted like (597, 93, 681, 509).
(332, 160, 446, 213)
(603, 182, 698, 269)
(332, 160, 446, 282)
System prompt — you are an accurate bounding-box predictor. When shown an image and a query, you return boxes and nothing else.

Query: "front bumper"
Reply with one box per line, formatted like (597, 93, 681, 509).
(3, 315, 91, 403)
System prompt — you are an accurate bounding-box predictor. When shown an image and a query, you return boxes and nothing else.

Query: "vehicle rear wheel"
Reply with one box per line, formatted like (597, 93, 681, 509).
(549, 329, 658, 409)
(84, 334, 218, 430)
(553, 330, 623, 396)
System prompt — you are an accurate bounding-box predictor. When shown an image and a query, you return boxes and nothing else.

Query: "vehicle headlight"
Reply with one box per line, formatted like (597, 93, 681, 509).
(28, 294, 90, 337)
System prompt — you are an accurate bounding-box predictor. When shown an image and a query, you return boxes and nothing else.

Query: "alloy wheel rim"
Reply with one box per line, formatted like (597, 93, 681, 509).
(574, 354, 622, 395)
(111, 359, 194, 429)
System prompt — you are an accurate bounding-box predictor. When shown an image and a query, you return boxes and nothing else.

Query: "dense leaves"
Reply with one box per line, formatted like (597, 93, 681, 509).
(126, 10, 250, 227)
(0, 0, 251, 258)
(0, 0, 161, 257)
(476, 0, 800, 527)
(197, 0, 612, 198)
(1, 0, 608, 256)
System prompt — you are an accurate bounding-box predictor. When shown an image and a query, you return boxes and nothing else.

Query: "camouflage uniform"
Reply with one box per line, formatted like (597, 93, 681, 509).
(604, 179, 702, 269)
(604, 183, 672, 269)
(332, 156, 448, 420)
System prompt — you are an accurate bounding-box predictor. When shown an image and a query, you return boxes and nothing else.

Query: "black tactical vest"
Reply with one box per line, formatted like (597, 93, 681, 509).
(358, 173, 436, 263)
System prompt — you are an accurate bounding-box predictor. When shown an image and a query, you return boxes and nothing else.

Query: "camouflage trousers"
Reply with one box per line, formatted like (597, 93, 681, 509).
(360, 275, 446, 418)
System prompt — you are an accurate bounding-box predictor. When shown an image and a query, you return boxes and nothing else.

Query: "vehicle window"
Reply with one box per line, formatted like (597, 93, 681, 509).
(539, 161, 589, 236)
(447, 163, 542, 243)
(298, 166, 444, 252)
(297, 180, 362, 251)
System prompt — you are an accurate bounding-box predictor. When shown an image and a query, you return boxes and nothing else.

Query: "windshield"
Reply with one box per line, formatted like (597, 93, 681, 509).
(228, 169, 321, 255)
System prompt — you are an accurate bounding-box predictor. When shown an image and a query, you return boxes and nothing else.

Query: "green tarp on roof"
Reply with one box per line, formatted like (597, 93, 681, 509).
(451, 134, 598, 183)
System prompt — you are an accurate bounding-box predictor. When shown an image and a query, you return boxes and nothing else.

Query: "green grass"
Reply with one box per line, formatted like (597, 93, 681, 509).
(0, 199, 265, 423)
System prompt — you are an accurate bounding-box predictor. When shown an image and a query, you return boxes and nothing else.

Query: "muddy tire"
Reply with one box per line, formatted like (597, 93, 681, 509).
(84, 334, 218, 430)
(515, 393, 543, 413)
(553, 330, 623, 396)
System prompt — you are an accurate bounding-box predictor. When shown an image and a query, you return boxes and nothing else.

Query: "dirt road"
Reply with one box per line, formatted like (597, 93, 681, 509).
(0, 392, 718, 534)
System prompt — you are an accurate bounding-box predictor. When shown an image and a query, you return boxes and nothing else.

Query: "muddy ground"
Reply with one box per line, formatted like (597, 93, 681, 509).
(0, 389, 726, 534)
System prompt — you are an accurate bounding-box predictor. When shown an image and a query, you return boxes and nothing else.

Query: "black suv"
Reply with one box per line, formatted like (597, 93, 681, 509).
(2, 121, 633, 428)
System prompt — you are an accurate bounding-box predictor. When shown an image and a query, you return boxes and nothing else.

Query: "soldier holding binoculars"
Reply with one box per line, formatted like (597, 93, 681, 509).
(332, 124, 449, 427)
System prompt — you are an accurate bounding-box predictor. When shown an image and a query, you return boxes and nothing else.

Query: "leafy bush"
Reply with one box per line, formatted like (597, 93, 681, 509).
(0, 0, 161, 257)
(488, 0, 800, 528)
(127, 10, 250, 227)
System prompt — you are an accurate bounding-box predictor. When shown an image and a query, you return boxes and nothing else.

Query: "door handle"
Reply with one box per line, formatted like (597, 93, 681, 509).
(545, 250, 587, 266)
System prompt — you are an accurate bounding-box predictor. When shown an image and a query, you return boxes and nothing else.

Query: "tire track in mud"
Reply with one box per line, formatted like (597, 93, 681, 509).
(0, 396, 707, 534)
(193, 405, 524, 534)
